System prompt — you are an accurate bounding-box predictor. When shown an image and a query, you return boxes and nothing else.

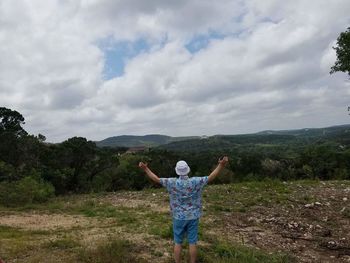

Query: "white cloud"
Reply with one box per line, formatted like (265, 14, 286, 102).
(0, 0, 350, 142)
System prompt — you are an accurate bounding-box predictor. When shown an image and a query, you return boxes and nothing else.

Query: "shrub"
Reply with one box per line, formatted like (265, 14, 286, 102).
(0, 177, 55, 206)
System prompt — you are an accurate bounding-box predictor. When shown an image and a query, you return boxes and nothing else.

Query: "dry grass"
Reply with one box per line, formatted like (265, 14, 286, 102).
(0, 180, 349, 262)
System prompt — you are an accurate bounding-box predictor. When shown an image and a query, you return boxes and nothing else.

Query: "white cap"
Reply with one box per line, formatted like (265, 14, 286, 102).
(175, 160, 190, 176)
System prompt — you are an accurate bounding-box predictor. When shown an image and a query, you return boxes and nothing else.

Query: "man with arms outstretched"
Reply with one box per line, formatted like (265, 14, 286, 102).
(139, 156, 229, 263)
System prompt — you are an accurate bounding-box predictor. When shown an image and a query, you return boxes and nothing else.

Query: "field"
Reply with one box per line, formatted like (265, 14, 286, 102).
(0, 180, 350, 263)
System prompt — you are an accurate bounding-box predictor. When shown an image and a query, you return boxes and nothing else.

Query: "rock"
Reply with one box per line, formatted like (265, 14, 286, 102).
(341, 207, 346, 212)
(315, 202, 322, 206)
(327, 240, 337, 248)
(152, 193, 156, 196)
(343, 197, 348, 201)
(304, 203, 314, 208)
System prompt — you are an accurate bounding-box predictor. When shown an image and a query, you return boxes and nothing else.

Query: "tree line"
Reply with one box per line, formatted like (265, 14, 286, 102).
(0, 107, 350, 207)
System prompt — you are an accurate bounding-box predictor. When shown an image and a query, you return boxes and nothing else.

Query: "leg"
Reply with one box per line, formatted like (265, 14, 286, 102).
(173, 219, 185, 263)
(187, 219, 199, 263)
(174, 244, 182, 263)
(189, 244, 197, 263)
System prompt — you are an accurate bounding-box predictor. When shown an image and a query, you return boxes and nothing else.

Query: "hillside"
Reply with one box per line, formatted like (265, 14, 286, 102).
(95, 124, 350, 150)
(160, 124, 350, 152)
(96, 134, 199, 148)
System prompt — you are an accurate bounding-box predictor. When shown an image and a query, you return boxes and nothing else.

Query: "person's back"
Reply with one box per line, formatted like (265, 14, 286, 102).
(139, 157, 229, 263)
(160, 176, 208, 220)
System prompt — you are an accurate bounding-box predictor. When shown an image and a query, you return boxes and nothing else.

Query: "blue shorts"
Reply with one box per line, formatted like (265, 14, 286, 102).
(172, 218, 199, 245)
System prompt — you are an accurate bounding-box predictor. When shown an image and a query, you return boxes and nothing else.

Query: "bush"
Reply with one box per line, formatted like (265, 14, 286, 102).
(0, 177, 55, 206)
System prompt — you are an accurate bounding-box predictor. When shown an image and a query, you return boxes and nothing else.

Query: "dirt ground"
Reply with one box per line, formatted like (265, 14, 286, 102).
(0, 180, 349, 263)
(210, 181, 350, 263)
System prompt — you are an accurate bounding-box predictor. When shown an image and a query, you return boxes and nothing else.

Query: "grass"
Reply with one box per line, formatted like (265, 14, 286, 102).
(1, 179, 349, 262)
(0, 225, 50, 259)
(78, 237, 147, 263)
(197, 240, 296, 263)
(204, 179, 293, 214)
(43, 237, 79, 250)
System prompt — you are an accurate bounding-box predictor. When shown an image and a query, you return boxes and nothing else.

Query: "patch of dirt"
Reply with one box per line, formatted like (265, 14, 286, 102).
(212, 182, 350, 263)
(0, 213, 100, 231)
(1, 181, 350, 263)
(101, 191, 170, 213)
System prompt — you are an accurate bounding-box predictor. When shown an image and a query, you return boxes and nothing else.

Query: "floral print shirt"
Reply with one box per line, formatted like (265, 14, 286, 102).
(159, 175, 209, 220)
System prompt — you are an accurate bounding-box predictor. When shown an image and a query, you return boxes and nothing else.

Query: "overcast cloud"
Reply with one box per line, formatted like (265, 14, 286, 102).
(0, 0, 349, 142)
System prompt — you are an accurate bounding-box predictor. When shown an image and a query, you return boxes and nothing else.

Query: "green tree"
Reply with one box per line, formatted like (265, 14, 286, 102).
(61, 137, 96, 192)
(0, 107, 27, 137)
(330, 27, 350, 78)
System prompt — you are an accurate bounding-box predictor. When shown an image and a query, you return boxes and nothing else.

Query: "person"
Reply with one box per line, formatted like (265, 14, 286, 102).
(139, 156, 229, 263)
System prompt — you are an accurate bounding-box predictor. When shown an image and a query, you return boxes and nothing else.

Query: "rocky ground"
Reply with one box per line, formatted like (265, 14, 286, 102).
(0, 180, 349, 262)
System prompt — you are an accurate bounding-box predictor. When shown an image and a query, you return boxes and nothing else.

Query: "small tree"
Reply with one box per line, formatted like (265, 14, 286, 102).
(330, 27, 350, 78)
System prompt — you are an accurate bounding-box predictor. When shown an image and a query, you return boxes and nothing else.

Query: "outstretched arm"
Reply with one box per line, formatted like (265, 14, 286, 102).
(139, 162, 160, 184)
(208, 156, 229, 183)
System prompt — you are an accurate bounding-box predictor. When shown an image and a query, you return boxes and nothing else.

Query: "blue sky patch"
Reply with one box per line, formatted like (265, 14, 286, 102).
(185, 31, 226, 54)
(100, 37, 149, 80)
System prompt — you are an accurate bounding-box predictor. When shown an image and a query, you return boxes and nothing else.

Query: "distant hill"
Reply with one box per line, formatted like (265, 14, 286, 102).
(159, 124, 350, 152)
(257, 124, 350, 137)
(96, 124, 350, 149)
(96, 134, 199, 148)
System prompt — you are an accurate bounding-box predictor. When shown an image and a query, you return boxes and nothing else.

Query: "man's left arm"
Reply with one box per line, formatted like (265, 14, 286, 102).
(139, 162, 161, 184)
(208, 156, 229, 183)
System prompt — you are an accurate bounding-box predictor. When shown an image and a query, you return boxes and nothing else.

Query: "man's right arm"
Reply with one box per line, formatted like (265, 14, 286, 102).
(208, 156, 229, 183)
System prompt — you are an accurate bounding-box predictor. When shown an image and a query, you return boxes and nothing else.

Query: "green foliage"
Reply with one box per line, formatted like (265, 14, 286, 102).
(0, 161, 15, 181)
(331, 27, 350, 77)
(0, 176, 55, 206)
(0, 107, 27, 137)
(1, 107, 350, 196)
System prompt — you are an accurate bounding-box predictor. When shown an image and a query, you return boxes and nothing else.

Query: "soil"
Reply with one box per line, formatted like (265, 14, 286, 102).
(0, 181, 349, 263)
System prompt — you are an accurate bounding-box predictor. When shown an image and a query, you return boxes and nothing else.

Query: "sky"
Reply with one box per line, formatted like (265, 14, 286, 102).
(0, 0, 350, 142)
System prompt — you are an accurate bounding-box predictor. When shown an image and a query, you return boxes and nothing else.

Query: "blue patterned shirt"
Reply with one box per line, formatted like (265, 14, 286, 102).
(159, 176, 209, 220)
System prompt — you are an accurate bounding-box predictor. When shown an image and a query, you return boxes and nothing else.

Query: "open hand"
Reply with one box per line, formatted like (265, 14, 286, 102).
(218, 156, 229, 166)
(138, 162, 148, 170)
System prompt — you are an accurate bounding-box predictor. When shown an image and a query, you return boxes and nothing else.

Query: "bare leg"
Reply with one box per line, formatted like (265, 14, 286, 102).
(174, 244, 182, 263)
(189, 244, 197, 263)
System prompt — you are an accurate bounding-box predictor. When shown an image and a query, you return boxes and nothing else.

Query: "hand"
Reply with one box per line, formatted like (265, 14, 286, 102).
(218, 156, 229, 166)
(138, 162, 148, 170)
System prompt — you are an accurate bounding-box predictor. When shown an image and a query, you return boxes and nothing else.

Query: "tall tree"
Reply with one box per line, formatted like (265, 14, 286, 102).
(61, 137, 96, 191)
(330, 27, 350, 78)
(0, 107, 27, 137)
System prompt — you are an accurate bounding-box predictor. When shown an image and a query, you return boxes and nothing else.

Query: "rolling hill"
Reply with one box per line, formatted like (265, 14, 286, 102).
(96, 124, 350, 150)
(96, 134, 199, 148)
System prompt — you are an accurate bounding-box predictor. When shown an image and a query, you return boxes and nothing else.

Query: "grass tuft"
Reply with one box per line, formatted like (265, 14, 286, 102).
(79, 237, 147, 263)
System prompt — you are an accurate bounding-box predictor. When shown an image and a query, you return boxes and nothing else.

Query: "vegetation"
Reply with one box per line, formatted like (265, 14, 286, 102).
(0, 107, 350, 207)
(2, 180, 349, 262)
(331, 27, 350, 78)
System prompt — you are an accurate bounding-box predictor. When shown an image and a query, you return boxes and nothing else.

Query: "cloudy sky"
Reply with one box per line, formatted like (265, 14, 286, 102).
(1, 0, 350, 142)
